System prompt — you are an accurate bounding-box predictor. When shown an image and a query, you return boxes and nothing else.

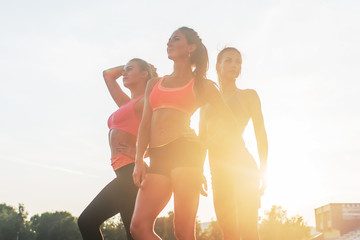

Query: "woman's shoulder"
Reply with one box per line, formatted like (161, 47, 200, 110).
(236, 89, 261, 109)
(196, 79, 219, 104)
(204, 78, 218, 86)
(145, 77, 162, 92)
(238, 88, 257, 95)
(201, 79, 219, 92)
(237, 88, 260, 100)
(148, 76, 162, 85)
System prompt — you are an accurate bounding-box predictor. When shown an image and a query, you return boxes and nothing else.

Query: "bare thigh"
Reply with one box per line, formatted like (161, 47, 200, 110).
(212, 170, 260, 240)
(131, 173, 172, 228)
(171, 167, 203, 238)
(212, 173, 239, 239)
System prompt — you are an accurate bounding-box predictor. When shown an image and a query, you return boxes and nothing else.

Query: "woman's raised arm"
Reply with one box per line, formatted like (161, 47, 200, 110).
(103, 65, 131, 107)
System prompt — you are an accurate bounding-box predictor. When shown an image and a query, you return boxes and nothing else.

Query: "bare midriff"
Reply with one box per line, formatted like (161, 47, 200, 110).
(108, 129, 137, 157)
(149, 108, 192, 148)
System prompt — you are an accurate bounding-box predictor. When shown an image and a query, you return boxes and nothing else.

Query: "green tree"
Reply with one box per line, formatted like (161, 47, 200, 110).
(197, 219, 222, 240)
(0, 203, 35, 240)
(30, 211, 81, 240)
(154, 211, 176, 240)
(259, 205, 311, 240)
(101, 215, 127, 240)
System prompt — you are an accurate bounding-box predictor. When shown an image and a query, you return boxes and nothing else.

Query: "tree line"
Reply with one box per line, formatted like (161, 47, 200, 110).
(0, 203, 312, 240)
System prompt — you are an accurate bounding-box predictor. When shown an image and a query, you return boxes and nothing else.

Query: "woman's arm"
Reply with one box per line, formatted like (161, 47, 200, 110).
(133, 78, 158, 187)
(249, 90, 268, 195)
(103, 65, 130, 107)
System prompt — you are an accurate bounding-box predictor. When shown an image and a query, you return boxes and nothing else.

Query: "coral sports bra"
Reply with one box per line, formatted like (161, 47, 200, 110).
(149, 76, 197, 116)
(108, 95, 143, 136)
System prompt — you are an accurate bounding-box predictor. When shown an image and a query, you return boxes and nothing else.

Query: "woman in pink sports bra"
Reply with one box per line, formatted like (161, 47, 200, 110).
(130, 27, 237, 240)
(78, 58, 156, 240)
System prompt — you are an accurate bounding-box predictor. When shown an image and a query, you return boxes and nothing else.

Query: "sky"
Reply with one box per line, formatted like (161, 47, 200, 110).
(1, 0, 360, 226)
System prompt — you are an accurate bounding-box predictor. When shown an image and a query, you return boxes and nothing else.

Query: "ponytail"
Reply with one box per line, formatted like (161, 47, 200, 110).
(178, 27, 209, 91)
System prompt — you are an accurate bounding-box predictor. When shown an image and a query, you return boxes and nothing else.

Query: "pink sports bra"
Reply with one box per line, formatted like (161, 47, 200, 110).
(107, 95, 143, 136)
(149, 76, 197, 116)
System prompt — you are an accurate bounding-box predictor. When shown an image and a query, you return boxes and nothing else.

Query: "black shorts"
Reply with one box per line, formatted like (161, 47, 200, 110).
(148, 137, 206, 177)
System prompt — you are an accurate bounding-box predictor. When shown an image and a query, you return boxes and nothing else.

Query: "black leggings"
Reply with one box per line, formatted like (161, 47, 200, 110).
(78, 163, 138, 240)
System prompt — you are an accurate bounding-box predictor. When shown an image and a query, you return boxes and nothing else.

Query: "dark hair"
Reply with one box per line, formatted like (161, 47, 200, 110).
(216, 47, 241, 84)
(129, 58, 157, 81)
(177, 27, 208, 90)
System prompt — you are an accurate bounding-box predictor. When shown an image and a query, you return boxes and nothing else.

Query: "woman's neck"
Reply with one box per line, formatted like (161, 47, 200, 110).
(171, 60, 193, 81)
(220, 78, 238, 97)
(130, 84, 146, 99)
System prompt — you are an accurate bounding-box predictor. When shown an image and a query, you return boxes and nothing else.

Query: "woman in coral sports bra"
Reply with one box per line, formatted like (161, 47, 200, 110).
(130, 27, 236, 240)
(78, 58, 156, 240)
